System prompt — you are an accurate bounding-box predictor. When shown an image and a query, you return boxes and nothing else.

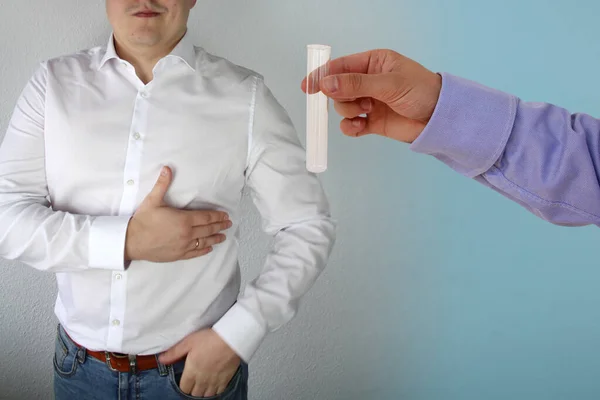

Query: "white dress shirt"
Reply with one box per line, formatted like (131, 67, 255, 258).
(0, 33, 336, 362)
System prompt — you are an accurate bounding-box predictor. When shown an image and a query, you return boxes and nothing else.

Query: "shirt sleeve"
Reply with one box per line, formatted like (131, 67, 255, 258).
(410, 72, 600, 226)
(0, 63, 130, 272)
(212, 76, 337, 362)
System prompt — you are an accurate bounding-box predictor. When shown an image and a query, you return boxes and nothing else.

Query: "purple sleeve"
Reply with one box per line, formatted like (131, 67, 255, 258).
(410, 73, 600, 226)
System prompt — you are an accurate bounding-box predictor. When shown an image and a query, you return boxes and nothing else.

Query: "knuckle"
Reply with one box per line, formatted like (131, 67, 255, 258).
(181, 213, 193, 226)
(333, 102, 348, 117)
(333, 101, 345, 114)
(198, 226, 210, 238)
(381, 84, 405, 102)
(181, 240, 192, 252)
(387, 49, 402, 59)
(206, 212, 217, 223)
(195, 212, 208, 225)
(376, 48, 392, 59)
(210, 234, 224, 246)
(347, 74, 363, 91)
(376, 49, 398, 64)
(179, 223, 193, 239)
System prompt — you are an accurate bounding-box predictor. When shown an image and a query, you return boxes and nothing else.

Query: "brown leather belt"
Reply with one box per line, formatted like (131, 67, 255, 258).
(69, 334, 158, 373)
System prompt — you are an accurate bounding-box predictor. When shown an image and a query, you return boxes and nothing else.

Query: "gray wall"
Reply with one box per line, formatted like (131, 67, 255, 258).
(3, 1, 600, 400)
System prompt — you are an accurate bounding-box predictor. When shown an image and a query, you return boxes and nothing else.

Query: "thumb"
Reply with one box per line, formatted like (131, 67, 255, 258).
(320, 73, 403, 104)
(143, 166, 172, 207)
(159, 336, 193, 365)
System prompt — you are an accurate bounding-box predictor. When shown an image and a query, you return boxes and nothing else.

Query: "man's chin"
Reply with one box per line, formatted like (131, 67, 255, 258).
(128, 31, 162, 47)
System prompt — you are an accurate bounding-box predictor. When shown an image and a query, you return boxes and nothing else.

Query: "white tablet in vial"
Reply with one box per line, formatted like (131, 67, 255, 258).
(306, 44, 331, 173)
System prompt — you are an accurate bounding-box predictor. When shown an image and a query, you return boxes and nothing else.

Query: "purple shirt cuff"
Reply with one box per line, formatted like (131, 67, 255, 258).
(410, 73, 518, 178)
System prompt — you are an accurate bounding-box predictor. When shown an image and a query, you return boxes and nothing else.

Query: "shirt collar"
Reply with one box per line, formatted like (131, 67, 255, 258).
(96, 31, 196, 71)
(168, 31, 196, 70)
(97, 34, 119, 69)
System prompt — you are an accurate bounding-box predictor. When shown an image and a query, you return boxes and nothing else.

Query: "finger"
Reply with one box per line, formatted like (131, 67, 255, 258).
(158, 337, 193, 364)
(303, 50, 385, 93)
(216, 384, 227, 395)
(191, 220, 232, 239)
(143, 166, 172, 207)
(187, 234, 226, 252)
(321, 73, 403, 104)
(181, 246, 213, 260)
(202, 385, 218, 397)
(340, 117, 370, 138)
(192, 382, 208, 397)
(185, 210, 230, 226)
(327, 50, 385, 75)
(334, 98, 373, 119)
(339, 99, 388, 137)
(180, 370, 196, 395)
(340, 113, 425, 142)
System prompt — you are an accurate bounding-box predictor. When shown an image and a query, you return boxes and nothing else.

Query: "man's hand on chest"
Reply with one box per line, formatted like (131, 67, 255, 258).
(124, 166, 232, 263)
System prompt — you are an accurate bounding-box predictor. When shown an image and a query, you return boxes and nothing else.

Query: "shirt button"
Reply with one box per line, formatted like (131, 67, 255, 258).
(140, 91, 148, 98)
(115, 274, 122, 281)
(112, 319, 121, 326)
(133, 132, 141, 140)
(127, 179, 135, 186)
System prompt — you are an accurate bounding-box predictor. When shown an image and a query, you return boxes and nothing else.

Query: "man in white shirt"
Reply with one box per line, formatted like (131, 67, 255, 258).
(0, 1, 336, 399)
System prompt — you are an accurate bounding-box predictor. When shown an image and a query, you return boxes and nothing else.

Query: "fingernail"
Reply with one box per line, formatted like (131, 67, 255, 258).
(160, 167, 168, 176)
(223, 214, 230, 221)
(352, 119, 363, 127)
(226, 221, 233, 228)
(322, 76, 338, 93)
(360, 98, 372, 112)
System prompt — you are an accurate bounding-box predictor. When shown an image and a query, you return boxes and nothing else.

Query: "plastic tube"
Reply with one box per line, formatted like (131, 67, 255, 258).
(306, 44, 331, 173)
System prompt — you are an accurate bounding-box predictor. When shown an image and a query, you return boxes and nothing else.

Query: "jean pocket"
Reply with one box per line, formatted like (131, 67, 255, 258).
(168, 361, 243, 400)
(53, 327, 79, 377)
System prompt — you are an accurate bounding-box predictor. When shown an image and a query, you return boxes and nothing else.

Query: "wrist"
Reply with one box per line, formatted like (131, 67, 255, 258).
(424, 72, 442, 122)
(124, 216, 139, 261)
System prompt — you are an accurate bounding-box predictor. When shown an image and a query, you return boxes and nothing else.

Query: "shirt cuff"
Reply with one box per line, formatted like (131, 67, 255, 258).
(212, 303, 268, 363)
(410, 72, 518, 178)
(88, 216, 130, 271)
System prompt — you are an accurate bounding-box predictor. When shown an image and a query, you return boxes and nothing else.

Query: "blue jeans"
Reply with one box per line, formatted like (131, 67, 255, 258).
(53, 325, 249, 400)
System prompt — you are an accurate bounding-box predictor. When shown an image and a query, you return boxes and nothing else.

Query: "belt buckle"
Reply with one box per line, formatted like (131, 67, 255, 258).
(105, 352, 137, 374)
(128, 354, 137, 374)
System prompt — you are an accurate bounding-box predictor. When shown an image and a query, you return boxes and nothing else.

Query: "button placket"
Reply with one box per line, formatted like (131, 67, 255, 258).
(107, 89, 149, 351)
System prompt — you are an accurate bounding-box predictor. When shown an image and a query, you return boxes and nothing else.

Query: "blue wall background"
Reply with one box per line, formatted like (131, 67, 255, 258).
(274, 1, 600, 398)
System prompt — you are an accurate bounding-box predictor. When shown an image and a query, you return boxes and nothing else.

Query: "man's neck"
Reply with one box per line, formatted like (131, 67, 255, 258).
(114, 32, 185, 84)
